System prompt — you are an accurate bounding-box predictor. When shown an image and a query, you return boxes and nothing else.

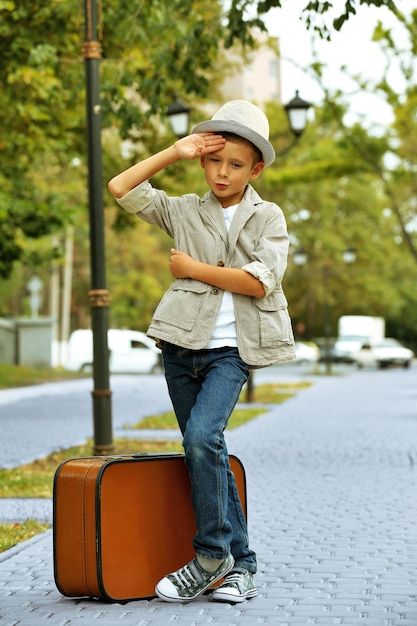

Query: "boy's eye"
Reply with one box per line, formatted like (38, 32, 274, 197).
(232, 163, 242, 168)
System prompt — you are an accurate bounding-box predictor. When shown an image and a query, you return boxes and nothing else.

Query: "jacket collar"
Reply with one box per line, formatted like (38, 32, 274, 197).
(200, 184, 263, 208)
(199, 185, 263, 246)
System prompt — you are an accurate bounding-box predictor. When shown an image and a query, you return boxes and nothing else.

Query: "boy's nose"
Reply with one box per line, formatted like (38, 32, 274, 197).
(219, 163, 229, 177)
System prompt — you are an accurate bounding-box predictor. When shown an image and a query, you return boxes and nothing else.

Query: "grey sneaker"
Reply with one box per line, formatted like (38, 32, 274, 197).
(212, 567, 257, 603)
(155, 554, 234, 602)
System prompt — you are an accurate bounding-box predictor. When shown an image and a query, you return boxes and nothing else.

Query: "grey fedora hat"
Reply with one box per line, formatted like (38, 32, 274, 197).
(192, 100, 275, 168)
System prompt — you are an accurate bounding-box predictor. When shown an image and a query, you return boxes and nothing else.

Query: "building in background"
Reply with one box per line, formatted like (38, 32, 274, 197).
(221, 33, 282, 106)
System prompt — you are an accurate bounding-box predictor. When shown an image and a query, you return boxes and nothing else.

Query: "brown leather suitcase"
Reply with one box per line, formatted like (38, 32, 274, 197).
(53, 453, 247, 602)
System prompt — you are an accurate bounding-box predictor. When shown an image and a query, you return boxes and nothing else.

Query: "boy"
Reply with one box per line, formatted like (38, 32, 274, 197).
(108, 100, 295, 603)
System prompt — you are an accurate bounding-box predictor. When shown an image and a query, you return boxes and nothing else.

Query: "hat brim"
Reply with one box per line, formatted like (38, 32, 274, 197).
(192, 120, 275, 168)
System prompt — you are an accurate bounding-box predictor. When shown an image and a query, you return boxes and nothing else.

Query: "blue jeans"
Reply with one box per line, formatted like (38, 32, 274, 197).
(160, 341, 257, 574)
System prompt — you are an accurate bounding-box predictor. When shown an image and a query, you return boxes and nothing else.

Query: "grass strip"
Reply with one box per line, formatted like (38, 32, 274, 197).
(0, 439, 184, 499)
(0, 363, 88, 389)
(0, 519, 50, 552)
(123, 382, 310, 431)
(124, 406, 268, 431)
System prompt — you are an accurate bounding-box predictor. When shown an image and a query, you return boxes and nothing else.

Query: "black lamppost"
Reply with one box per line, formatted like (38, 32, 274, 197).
(83, 0, 114, 455)
(284, 91, 312, 138)
(272, 90, 312, 155)
(293, 247, 357, 374)
(167, 96, 191, 138)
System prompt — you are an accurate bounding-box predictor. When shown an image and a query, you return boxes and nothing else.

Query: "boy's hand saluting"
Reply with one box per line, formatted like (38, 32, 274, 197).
(173, 133, 226, 160)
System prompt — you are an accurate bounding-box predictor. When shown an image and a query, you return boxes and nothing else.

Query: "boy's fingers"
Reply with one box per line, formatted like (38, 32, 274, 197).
(200, 135, 226, 153)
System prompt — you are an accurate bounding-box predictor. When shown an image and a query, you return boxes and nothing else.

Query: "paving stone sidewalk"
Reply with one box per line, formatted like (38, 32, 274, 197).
(0, 366, 416, 625)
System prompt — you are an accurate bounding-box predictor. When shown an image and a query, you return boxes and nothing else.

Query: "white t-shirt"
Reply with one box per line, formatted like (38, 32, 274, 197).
(206, 204, 238, 349)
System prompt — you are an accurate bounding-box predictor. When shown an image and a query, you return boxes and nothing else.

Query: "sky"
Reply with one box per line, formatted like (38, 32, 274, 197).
(264, 0, 415, 127)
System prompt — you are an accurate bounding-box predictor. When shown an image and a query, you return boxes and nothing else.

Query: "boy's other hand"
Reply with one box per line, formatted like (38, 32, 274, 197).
(169, 248, 196, 279)
(174, 133, 226, 160)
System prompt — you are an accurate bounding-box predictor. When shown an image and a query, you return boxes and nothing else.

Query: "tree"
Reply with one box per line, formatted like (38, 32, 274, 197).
(308, 8, 417, 263)
(225, 0, 400, 45)
(251, 9, 417, 345)
(0, 0, 404, 279)
(0, 0, 226, 279)
(3, 0, 416, 350)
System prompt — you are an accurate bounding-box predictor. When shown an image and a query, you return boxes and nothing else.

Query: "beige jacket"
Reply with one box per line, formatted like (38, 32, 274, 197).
(117, 181, 295, 367)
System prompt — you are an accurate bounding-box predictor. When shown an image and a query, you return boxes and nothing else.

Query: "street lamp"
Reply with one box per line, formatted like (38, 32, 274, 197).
(293, 248, 308, 268)
(342, 246, 357, 265)
(272, 90, 312, 156)
(83, 0, 114, 455)
(167, 96, 191, 138)
(293, 247, 356, 374)
(166, 91, 311, 149)
(284, 90, 312, 138)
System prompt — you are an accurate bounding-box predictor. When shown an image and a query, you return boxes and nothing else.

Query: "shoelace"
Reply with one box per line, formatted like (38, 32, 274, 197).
(172, 566, 195, 589)
(172, 561, 207, 589)
(222, 572, 244, 589)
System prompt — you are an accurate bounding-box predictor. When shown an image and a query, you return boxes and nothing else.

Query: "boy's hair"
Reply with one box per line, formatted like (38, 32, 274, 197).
(215, 132, 263, 165)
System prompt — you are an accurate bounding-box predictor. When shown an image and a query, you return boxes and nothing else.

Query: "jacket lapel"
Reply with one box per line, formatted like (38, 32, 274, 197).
(198, 185, 262, 251)
(198, 193, 228, 244)
(228, 186, 261, 250)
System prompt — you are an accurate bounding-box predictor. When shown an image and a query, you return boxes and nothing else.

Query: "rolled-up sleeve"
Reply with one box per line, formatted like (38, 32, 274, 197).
(242, 261, 276, 297)
(241, 204, 289, 297)
(115, 181, 156, 214)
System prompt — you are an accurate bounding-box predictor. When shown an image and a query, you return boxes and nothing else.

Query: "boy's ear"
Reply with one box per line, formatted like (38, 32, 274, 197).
(250, 161, 265, 180)
(200, 155, 206, 169)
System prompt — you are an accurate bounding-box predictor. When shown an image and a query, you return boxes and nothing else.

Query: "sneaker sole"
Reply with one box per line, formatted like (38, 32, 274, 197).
(212, 587, 257, 603)
(155, 556, 235, 603)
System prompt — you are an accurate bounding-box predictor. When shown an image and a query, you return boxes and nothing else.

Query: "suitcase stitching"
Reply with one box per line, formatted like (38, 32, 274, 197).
(83, 461, 100, 597)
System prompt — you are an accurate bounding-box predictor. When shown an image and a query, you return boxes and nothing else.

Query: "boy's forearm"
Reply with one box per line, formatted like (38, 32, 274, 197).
(108, 146, 179, 198)
(108, 133, 225, 199)
(190, 262, 265, 298)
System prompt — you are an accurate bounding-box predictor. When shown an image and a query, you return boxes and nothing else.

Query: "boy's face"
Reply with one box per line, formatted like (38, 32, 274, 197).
(200, 137, 264, 208)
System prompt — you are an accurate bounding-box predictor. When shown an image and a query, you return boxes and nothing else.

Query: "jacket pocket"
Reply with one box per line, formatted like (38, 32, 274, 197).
(152, 279, 209, 331)
(254, 292, 293, 347)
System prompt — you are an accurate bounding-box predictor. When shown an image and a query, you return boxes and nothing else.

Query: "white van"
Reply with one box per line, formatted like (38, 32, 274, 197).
(64, 329, 162, 374)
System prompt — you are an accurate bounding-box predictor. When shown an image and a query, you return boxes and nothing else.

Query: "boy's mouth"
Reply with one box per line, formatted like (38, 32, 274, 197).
(216, 183, 229, 190)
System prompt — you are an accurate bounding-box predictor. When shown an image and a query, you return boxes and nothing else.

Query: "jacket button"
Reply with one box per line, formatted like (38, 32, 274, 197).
(217, 260, 225, 267)
(211, 287, 219, 295)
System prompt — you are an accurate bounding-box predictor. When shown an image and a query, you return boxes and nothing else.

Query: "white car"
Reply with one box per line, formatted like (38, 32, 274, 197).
(64, 329, 163, 374)
(294, 341, 320, 363)
(333, 335, 368, 362)
(353, 338, 414, 369)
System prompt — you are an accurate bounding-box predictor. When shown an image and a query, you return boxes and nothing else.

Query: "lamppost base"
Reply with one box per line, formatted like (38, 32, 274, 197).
(93, 444, 116, 457)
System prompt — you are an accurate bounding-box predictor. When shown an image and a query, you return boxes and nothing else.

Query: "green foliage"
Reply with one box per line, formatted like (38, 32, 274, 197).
(0, 0, 402, 277)
(0, 0, 226, 278)
(262, 11, 417, 341)
(105, 207, 173, 331)
(100, 0, 225, 135)
(0, 2, 83, 277)
(0, 220, 21, 279)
